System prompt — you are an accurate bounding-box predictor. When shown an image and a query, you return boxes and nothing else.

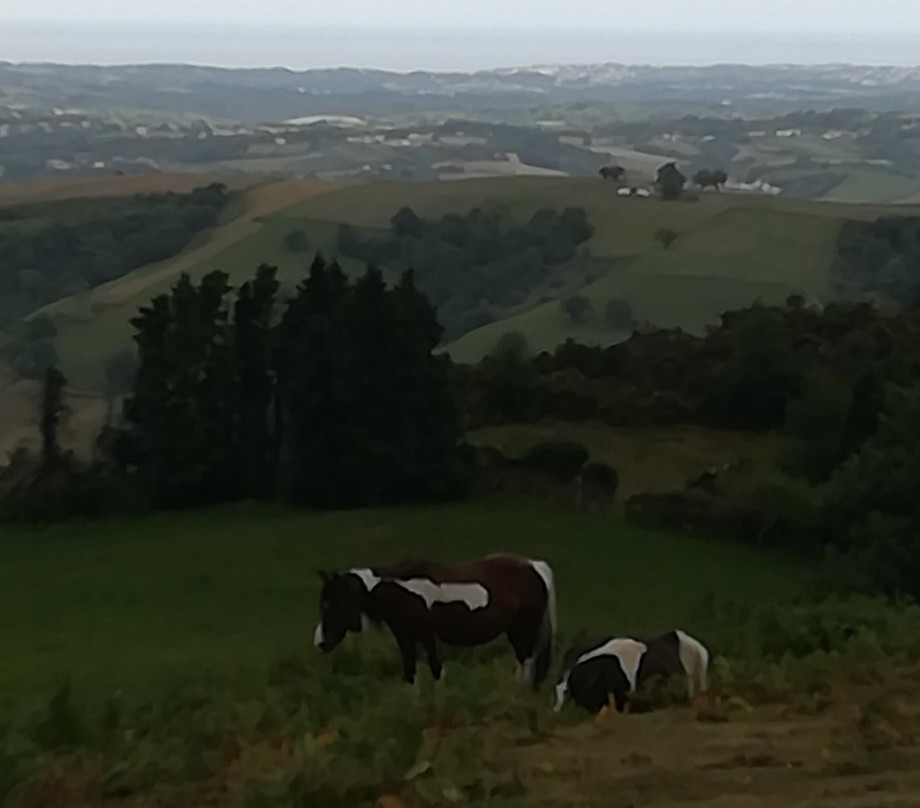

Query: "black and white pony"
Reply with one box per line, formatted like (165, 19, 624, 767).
(313, 553, 557, 689)
(554, 630, 709, 714)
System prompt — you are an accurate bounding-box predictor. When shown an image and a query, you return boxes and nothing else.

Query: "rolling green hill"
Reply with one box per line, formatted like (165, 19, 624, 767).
(20, 175, 920, 391)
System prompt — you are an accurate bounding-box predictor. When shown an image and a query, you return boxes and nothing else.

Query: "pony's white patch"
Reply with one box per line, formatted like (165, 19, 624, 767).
(528, 559, 557, 636)
(395, 578, 489, 611)
(350, 568, 382, 591)
(313, 623, 324, 648)
(676, 630, 710, 697)
(577, 638, 648, 692)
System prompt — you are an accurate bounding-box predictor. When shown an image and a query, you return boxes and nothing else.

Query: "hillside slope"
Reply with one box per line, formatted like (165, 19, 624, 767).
(30, 176, 920, 390)
(33, 177, 344, 390)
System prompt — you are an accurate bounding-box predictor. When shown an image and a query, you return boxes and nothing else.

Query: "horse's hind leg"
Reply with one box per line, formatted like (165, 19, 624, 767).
(394, 631, 418, 686)
(421, 632, 443, 682)
(507, 613, 540, 684)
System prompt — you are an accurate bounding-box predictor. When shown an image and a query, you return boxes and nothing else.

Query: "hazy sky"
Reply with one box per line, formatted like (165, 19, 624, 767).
(5, 1, 920, 69)
(9, 0, 920, 33)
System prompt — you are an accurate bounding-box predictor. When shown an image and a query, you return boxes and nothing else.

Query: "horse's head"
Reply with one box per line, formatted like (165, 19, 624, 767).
(313, 571, 366, 653)
(554, 630, 592, 712)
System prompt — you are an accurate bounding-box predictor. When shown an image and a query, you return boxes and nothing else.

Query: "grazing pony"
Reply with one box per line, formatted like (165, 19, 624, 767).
(313, 553, 556, 689)
(554, 629, 709, 714)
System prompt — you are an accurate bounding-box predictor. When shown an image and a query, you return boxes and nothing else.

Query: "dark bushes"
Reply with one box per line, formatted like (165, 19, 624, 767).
(0, 449, 113, 522)
(580, 462, 620, 503)
(518, 441, 589, 483)
(459, 442, 618, 508)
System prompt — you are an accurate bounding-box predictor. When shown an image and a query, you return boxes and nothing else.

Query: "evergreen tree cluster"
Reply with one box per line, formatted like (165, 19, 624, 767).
(336, 205, 595, 338)
(123, 255, 463, 509)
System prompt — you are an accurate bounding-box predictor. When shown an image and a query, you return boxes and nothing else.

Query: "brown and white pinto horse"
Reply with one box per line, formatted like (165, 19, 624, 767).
(554, 629, 709, 714)
(313, 553, 557, 689)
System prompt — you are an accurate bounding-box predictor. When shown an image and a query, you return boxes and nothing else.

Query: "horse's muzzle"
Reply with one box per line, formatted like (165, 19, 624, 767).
(313, 622, 328, 652)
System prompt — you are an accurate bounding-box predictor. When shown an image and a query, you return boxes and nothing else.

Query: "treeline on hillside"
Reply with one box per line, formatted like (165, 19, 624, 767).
(465, 300, 920, 430)
(465, 298, 920, 597)
(8, 234, 920, 600)
(336, 205, 594, 338)
(0, 183, 229, 328)
(4, 255, 461, 514)
(832, 216, 920, 305)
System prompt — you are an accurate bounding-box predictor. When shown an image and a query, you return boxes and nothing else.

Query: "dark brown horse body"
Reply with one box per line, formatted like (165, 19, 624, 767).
(314, 553, 556, 688)
(555, 630, 709, 714)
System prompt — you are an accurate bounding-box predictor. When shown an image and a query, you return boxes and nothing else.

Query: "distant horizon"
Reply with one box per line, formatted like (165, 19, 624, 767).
(2, 22, 919, 72)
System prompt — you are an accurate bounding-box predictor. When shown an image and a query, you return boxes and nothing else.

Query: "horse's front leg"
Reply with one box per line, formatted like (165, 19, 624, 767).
(421, 632, 443, 682)
(394, 631, 418, 685)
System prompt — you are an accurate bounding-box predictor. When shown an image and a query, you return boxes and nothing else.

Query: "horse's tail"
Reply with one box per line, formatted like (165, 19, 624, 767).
(676, 630, 710, 697)
(528, 559, 557, 690)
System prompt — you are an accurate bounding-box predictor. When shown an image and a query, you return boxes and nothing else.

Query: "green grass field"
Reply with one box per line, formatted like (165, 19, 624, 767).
(8, 499, 920, 808)
(821, 169, 920, 204)
(0, 499, 805, 699)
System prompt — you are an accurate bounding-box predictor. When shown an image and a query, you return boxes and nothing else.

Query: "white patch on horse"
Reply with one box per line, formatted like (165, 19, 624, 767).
(577, 638, 648, 692)
(313, 622, 324, 648)
(395, 578, 489, 611)
(676, 630, 710, 697)
(528, 559, 557, 635)
(350, 568, 382, 591)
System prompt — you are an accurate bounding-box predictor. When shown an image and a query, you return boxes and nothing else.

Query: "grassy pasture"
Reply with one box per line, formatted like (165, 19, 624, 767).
(821, 169, 920, 204)
(8, 500, 920, 808)
(0, 499, 805, 699)
(447, 271, 797, 363)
